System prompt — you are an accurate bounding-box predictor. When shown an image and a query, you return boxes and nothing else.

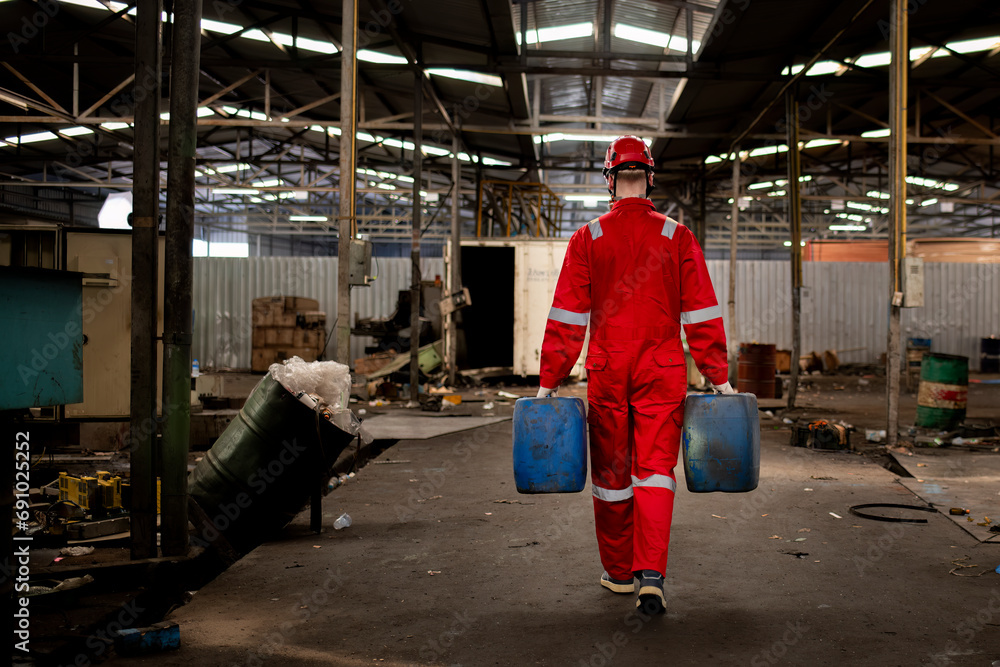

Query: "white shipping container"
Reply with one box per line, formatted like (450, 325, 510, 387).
(457, 238, 586, 378)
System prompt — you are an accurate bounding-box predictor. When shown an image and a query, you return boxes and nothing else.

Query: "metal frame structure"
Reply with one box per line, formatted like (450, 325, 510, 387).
(0, 0, 996, 252)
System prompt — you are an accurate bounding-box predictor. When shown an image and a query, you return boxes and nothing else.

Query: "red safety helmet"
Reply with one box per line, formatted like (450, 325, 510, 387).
(603, 135, 655, 197)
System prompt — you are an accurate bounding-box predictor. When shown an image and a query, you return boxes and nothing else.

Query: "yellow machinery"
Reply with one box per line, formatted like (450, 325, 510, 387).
(58, 471, 131, 512)
(476, 181, 564, 237)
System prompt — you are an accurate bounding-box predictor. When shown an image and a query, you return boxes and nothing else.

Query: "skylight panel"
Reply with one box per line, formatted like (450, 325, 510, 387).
(803, 139, 842, 149)
(358, 50, 408, 64)
(861, 128, 891, 138)
(613, 24, 699, 52)
(426, 69, 503, 87)
(62, 0, 128, 10)
(516, 22, 594, 45)
(200, 19, 242, 34)
(854, 52, 891, 68)
(946, 35, 1000, 54)
(5, 131, 58, 144)
(59, 127, 94, 137)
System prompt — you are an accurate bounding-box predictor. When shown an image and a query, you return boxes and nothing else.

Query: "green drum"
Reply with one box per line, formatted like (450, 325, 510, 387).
(188, 374, 357, 554)
(915, 353, 968, 430)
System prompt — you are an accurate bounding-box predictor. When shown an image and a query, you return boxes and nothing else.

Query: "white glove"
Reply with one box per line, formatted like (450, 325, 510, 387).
(536, 386, 558, 398)
(712, 381, 736, 395)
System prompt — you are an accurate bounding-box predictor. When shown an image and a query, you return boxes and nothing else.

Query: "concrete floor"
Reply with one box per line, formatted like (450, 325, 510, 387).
(122, 377, 1000, 667)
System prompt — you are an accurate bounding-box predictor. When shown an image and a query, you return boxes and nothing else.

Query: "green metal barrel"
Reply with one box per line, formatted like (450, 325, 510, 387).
(915, 353, 968, 430)
(188, 374, 357, 554)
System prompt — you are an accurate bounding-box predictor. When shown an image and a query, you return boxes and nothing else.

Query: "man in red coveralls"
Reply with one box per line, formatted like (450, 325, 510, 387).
(536, 136, 733, 615)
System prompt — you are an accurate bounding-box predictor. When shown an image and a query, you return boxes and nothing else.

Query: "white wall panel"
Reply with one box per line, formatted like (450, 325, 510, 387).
(193, 258, 999, 372)
(704, 261, 998, 368)
(192, 257, 444, 370)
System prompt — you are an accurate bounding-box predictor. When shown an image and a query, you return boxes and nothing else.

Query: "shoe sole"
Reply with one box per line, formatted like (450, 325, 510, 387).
(600, 578, 635, 594)
(636, 586, 666, 615)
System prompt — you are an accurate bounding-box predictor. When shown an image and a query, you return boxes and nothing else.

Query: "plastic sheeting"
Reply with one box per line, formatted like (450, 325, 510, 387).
(192, 256, 444, 370)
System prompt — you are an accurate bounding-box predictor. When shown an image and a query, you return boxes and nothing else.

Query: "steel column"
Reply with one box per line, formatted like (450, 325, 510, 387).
(410, 72, 423, 402)
(129, 0, 162, 560)
(447, 121, 460, 385)
(727, 151, 740, 385)
(785, 92, 803, 409)
(886, 0, 908, 447)
(161, 0, 202, 557)
(336, 0, 357, 365)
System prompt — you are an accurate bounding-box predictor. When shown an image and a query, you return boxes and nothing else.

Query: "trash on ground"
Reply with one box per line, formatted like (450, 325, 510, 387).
(333, 513, 352, 530)
(949, 556, 990, 577)
(59, 546, 95, 557)
(497, 391, 519, 399)
(483, 402, 495, 410)
(793, 420, 851, 450)
(849, 503, 936, 524)
(711, 514, 726, 519)
(829, 512, 842, 519)
(115, 621, 180, 656)
(427, 570, 442, 575)
(949, 508, 971, 516)
(866, 429, 886, 443)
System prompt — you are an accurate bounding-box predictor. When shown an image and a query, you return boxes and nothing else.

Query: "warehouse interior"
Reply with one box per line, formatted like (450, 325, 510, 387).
(2, 0, 999, 664)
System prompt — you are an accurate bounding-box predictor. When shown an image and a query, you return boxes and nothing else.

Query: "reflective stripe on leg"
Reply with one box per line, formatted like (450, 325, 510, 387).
(630, 474, 676, 492)
(592, 484, 634, 502)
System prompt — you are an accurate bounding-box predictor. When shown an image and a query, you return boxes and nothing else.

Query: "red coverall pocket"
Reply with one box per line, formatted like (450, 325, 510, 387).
(585, 357, 608, 371)
(651, 349, 684, 367)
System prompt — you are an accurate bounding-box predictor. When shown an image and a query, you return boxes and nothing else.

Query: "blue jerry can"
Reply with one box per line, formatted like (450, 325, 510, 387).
(682, 393, 760, 493)
(513, 397, 588, 493)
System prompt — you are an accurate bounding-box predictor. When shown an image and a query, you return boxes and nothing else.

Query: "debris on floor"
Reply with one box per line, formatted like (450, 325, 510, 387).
(791, 420, 852, 450)
(114, 621, 181, 656)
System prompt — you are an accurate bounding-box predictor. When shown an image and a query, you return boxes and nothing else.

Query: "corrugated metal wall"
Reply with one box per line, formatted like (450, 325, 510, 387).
(193, 258, 999, 371)
(192, 257, 444, 369)
(705, 261, 1000, 368)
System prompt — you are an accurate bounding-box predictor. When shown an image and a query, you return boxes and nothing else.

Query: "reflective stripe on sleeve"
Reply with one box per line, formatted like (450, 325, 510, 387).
(630, 474, 677, 492)
(661, 217, 678, 239)
(680, 304, 723, 325)
(588, 218, 603, 240)
(548, 307, 590, 327)
(592, 484, 633, 502)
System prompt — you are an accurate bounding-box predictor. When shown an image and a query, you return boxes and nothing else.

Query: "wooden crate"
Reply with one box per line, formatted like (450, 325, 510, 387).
(354, 351, 398, 376)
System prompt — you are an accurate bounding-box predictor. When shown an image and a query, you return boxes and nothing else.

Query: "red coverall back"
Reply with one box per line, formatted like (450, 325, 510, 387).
(539, 198, 728, 579)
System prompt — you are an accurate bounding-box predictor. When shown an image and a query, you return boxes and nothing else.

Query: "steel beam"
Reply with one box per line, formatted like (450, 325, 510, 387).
(886, 0, 908, 448)
(727, 151, 740, 385)
(785, 91, 803, 410)
(410, 72, 423, 403)
(336, 0, 357, 366)
(129, 0, 162, 561)
(447, 121, 460, 385)
(160, 0, 202, 558)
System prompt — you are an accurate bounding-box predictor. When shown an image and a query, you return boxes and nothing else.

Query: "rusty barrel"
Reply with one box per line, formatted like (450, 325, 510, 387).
(737, 343, 777, 399)
(916, 353, 968, 430)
